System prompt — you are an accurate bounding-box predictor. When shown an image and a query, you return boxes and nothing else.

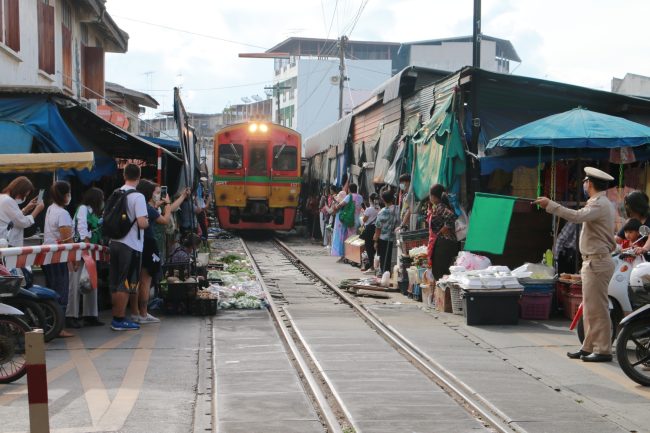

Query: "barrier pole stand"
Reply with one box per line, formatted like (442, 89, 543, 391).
(25, 329, 50, 433)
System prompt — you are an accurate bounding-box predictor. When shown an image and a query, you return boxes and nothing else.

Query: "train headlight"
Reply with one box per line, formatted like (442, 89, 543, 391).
(248, 123, 258, 133)
(259, 123, 268, 133)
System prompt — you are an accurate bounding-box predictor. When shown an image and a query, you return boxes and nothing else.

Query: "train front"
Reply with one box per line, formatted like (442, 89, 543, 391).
(213, 122, 301, 230)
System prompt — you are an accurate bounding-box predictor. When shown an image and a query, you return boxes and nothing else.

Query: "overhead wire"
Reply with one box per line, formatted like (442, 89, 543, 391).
(111, 15, 268, 50)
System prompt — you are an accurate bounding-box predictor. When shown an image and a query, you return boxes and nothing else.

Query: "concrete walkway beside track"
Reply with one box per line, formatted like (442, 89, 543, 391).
(213, 310, 324, 433)
(284, 236, 650, 433)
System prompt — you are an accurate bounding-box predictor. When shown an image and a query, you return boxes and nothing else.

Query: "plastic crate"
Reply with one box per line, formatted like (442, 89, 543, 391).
(463, 289, 521, 326)
(521, 282, 554, 293)
(449, 284, 464, 315)
(563, 292, 582, 320)
(190, 297, 218, 316)
(399, 229, 429, 254)
(520, 292, 553, 320)
(165, 282, 198, 301)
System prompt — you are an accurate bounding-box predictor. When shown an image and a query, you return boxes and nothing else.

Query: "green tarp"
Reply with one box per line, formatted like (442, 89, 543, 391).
(412, 96, 466, 201)
(464, 193, 517, 254)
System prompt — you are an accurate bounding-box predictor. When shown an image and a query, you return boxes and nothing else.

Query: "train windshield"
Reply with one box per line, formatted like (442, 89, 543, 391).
(273, 145, 297, 171)
(218, 143, 243, 169)
(248, 146, 268, 176)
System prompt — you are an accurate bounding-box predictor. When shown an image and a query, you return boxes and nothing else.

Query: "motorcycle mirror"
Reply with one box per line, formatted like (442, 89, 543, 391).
(640, 225, 650, 237)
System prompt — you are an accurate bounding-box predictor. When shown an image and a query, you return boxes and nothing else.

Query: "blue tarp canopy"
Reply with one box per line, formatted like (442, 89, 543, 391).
(0, 96, 115, 183)
(487, 108, 650, 150)
(138, 135, 180, 151)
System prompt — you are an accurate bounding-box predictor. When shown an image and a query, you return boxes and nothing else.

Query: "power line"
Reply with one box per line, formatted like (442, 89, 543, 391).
(133, 80, 272, 93)
(112, 15, 269, 50)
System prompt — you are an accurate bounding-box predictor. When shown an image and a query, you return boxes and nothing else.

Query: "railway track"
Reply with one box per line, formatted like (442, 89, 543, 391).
(241, 237, 525, 433)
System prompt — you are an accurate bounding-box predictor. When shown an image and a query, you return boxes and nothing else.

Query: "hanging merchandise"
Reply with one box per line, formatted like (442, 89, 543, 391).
(609, 147, 636, 165)
(464, 193, 518, 255)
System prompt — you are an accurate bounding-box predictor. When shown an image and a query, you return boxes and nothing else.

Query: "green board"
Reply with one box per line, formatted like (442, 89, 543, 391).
(464, 193, 517, 254)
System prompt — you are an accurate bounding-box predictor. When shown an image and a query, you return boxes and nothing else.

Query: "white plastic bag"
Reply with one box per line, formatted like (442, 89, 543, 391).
(455, 206, 469, 241)
(380, 271, 391, 287)
(79, 266, 93, 294)
(454, 251, 491, 271)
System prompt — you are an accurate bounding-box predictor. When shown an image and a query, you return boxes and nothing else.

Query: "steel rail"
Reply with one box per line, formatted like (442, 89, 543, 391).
(240, 239, 343, 433)
(274, 237, 527, 433)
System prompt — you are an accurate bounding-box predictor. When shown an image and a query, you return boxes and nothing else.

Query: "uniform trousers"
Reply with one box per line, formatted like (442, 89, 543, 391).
(580, 257, 615, 355)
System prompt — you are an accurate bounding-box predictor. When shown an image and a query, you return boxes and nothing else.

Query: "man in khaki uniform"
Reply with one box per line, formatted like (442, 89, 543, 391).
(535, 167, 616, 362)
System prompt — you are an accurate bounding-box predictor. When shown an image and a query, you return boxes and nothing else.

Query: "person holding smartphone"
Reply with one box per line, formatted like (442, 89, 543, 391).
(0, 176, 45, 247)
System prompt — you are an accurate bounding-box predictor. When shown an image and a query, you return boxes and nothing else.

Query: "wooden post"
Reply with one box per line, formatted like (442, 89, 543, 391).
(25, 329, 49, 433)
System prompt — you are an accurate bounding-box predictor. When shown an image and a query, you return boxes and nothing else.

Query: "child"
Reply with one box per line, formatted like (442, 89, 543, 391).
(621, 218, 642, 249)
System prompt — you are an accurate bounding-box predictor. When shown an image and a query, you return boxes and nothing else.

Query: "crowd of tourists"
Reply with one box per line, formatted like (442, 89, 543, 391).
(0, 163, 211, 336)
(313, 173, 460, 285)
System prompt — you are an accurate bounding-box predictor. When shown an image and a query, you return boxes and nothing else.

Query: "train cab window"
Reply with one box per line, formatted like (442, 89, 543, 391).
(248, 147, 267, 176)
(273, 145, 297, 171)
(218, 143, 243, 170)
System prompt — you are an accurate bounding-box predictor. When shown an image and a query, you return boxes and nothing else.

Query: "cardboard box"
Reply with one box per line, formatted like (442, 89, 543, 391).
(435, 285, 453, 313)
(344, 235, 365, 265)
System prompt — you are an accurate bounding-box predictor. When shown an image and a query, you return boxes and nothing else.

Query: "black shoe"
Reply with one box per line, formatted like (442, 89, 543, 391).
(83, 317, 105, 327)
(65, 317, 82, 329)
(581, 353, 613, 362)
(567, 350, 591, 359)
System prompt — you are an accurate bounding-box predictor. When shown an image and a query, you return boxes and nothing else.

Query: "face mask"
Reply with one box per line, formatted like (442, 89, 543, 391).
(582, 184, 589, 200)
(153, 193, 161, 202)
(14, 197, 24, 205)
(399, 183, 406, 191)
(65, 195, 72, 206)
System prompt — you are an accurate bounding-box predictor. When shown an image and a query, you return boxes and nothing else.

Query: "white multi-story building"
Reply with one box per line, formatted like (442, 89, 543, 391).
(0, 0, 127, 100)
(265, 36, 520, 140)
(268, 38, 398, 139)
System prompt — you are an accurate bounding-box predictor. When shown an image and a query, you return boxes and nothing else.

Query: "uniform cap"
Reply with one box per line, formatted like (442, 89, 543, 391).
(583, 166, 614, 182)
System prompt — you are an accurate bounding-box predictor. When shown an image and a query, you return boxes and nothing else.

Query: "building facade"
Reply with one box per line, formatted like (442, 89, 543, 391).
(105, 82, 158, 134)
(0, 0, 127, 100)
(612, 73, 650, 98)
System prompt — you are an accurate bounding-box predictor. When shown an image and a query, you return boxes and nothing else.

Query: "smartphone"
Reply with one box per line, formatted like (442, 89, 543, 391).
(37, 189, 45, 203)
(160, 186, 168, 200)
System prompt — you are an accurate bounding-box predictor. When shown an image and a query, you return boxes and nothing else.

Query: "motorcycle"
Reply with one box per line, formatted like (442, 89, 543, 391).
(570, 227, 650, 343)
(0, 276, 32, 383)
(616, 303, 650, 386)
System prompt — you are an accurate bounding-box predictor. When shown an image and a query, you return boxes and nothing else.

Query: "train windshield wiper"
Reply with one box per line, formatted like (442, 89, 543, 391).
(229, 143, 242, 166)
(274, 143, 287, 159)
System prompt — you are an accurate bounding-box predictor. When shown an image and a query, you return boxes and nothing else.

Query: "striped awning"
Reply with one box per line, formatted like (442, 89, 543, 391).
(0, 152, 94, 173)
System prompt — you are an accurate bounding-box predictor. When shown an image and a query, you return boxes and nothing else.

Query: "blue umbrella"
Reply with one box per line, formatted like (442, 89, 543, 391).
(486, 107, 650, 150)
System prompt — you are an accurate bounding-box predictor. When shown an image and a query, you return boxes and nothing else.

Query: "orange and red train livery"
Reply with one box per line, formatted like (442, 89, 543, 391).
(213, 122, 301, 230)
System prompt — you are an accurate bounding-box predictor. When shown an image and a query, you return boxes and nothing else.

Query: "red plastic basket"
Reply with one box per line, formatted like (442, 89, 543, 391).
(520, 292, 553, 320)
(562, 292, 583, 320)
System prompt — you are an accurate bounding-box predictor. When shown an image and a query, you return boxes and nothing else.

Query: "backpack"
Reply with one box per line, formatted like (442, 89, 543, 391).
(338, 194, 356, 228)
(102, 188, 138, 240)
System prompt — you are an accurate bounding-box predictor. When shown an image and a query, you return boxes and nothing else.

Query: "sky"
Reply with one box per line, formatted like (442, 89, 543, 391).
(104, 0, 650, 117)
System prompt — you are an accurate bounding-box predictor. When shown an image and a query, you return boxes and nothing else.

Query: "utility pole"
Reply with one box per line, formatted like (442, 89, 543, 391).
(264, 83, 291, 125)
(338, 35, 348, 119)
(469, 0, 482, 205)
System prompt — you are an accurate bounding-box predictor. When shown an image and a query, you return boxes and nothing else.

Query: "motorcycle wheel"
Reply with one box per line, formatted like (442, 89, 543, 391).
(38, 299, 65, 342)
(577, 307, 621, 344)
(0, 315, 30, 383)
(616, 319, 650, 387)
(4, 299, 47, 333)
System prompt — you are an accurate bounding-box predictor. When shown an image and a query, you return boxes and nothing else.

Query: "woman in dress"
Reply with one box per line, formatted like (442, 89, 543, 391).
(42, 181, 75, 338)
(66, 187, 104, 328)
(427, 184, 460, 281)
(360, 192, 379, 273)
(331, 183, 363, 261)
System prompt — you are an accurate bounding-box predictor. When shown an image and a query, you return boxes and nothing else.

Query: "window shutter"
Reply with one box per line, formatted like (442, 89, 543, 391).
(83, 46, 104, 99)
(38, 1, 54, 74)
(61, 24, 72, 88)
(5, 0, 19, 52)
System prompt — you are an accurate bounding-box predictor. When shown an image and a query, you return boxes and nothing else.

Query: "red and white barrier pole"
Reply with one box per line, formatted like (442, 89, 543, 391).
(157, 147, 163, 184)
(26, 329, 49, 433)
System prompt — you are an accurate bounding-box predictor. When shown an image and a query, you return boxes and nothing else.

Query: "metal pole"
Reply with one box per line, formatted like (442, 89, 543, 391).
(338, 36, 348, 120)
(468, 0, 482, 206)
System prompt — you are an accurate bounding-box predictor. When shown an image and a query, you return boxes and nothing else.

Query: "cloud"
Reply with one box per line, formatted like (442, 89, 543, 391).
(104, 0, 650, 116)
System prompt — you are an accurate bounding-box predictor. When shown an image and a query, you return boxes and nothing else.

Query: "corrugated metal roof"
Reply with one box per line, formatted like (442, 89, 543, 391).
(366, 66, 450, 105)
(303, 114, 353, 158)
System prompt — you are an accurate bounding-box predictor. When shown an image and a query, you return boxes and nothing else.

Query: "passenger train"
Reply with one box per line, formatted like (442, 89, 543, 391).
(213, 122, 301, 230)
